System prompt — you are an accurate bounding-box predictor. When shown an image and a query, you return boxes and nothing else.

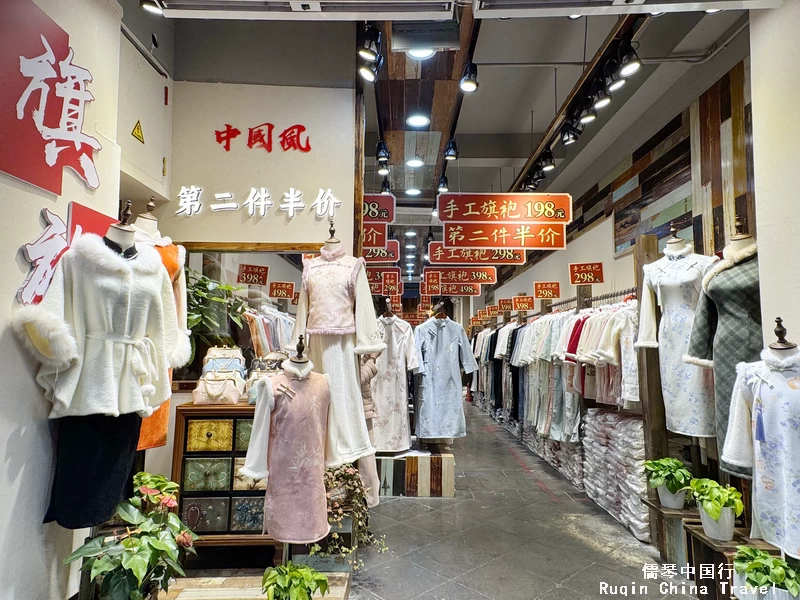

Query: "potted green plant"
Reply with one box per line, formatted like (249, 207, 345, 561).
(262, 561, 329, 600)
(644, 457, 692, 509)
(733, 546, 800, 599)
(686, 478, 744, 541)
(64, 472, 198, 600)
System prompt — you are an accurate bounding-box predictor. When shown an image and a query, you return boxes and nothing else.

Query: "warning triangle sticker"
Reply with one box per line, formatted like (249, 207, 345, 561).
(131, 120, 145, 144)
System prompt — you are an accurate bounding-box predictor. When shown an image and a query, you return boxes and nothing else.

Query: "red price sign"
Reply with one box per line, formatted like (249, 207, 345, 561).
(389, 295, 402, 312)
(269, 281, 295, 299)
(498, 299, 513, 312)
(383, 271, 400, 295)
(363, 223, 388, 248)
(478, 309, 488, 319)
(470, 317, 481, 326)
(237, 264, 269, 286)
(440, 283, 481, 296)
(363, 240, 400, 263)
(424, 270, 441, 295)
(427, 242, 526, 265)
(363, 194, 396, 224)
(419, 281, 427, 295)
(291, 291, 300, 305)
(487, 305, 500, 316)
(569, 262, 604, 285)
(435, 267, 497, 285)
(420, 295, 431, 309)
(437, 193, 572, 224)
(369, 282, 383, 295)
(534, 281, 561, 299)
(512, 296, 535, 311)
(366, 266, 401, 284)
(418, 303, 429, 314)
(405, 314, 427, 326)
(443, 223, 567, 250)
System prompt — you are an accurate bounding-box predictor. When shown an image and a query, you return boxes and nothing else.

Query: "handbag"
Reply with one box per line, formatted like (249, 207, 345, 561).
(202, 357, 246, 378)
(204, 346, 244, 364)
(192, 371, 246, 405)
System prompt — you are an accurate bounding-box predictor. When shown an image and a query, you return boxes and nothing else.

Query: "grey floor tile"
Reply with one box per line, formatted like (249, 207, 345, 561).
(371, 499, 436, 523)
(498, 540, 593, 583)
(413, 581, 490, 600)
(455, 559, 557, 600)
(349, 585, 383, 600)
(537, 586, 593, 600)
(478, 476, 524, 491)
(455, 476, 485, 490)
(484, 511, 561, 542)
(368, 511, 400, 532)
(405, 536, 493, 579)
(406, 497, 466, 510)
(359, 544, 396, 570)
(354, 557, 447, 600)
(444, 524, 528, 558)
(561, 563, 663, 599)
(374, 521, 439, 556)
(402, 508, 476, 537)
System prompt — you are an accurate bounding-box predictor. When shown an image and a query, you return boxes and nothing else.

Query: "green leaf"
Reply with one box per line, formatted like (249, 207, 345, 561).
(130, 590, 144, 600)
(163, 556, 186, 578)
(117, 503, 145, 525)
(167, 512, 183, 533)
(101, 570, 135, 600)
(702, 500, 721, 521)
(138, 518, 159, 533)
(90, 555, 118, 581)
(786, 580, 800, 596)
(64, 536, 105, 563)
(121, 550, 149, 586)
(146, 538, 171, 553)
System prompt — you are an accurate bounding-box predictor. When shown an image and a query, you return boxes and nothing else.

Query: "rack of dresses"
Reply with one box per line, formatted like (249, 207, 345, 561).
(241, 304, 295, 358)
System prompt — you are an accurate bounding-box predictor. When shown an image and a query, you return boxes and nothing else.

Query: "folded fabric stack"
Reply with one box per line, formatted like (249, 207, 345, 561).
(522, 430, 584, 490)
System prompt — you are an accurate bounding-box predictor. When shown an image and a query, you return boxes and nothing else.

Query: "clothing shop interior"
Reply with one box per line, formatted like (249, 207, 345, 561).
(3, 0, 800, 599)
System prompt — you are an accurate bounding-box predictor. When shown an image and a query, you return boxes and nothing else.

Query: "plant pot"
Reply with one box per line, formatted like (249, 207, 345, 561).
(657, 485, 687, 509)
(733, 572, 771, 599)
(771, 587, 794, 599)
(699, 505, 735, 541)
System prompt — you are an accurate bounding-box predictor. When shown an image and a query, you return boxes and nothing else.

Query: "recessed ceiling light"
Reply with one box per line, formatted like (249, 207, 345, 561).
(407, 48, 436, 60)
(406, 114, 430, 128)
(405, 230, 418, 237)
(424, 253, 430, 261)
(568, 14, 582, 20)
(140, 0, 163, 14)
(406, 157, 425, 168)
(405, 244, 415, 249)
(649, 11, 664, 16)
(406, 188, 422, 197)
(705, 8, 722, 13)
(377, 164, 390, 176)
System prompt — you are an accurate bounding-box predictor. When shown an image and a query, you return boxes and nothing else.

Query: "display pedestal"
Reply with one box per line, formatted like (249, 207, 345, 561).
(157, 571, 351, 599)
(375, 448, 455, 498)
(642, 498, 700, 568)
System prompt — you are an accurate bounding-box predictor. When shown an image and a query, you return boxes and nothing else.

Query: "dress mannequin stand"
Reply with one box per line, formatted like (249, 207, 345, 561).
(104, 201, 136, 253)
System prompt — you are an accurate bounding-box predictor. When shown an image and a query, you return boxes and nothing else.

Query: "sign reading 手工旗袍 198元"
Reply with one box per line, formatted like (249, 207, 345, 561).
(155, 82, 356, 247)
(1, 0, 103, 193)
(436, 193, 572, 224)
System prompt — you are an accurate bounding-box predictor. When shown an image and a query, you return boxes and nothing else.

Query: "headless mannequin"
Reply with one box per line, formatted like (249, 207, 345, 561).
(766, 317, 800, 363)
(104, 201, 136, 254)
(324, 217, 342, 253)
(132, 197, 160, 237)
(665, 225, 690, 252)
(726, 218, 756, 254)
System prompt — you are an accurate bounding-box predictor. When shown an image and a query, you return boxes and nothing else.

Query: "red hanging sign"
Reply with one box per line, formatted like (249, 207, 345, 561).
(419, 295, 431, 309)
(487, 304, 500, 316)
(363, 239, 400, 263)
(512, 296, 535, 311)
(437, 193, 572, 224)
(427, 242, 526, 265)
(369, 282, 383, 295)
(440, 283, 481, 296)
(477, 309, 488, 319)
(363, 223, 388, 248)
(268, 281, 295, 299)
(389, 294, 402, 310)
(443, 223, 567, 250)
(291, 291, 300, 305)
(383, 271, 400, 295)
(237, 264, 269, 286)
(424, 270, 441, 295)
(498, 298, 513, 311)
(363, 194, 396, 224)
(366, 266, 401, 283)
(534, 281, 561, 299)
(569, 262, 604, 285)
(435, 266, 497, 285)
(419, 281, 428, 295)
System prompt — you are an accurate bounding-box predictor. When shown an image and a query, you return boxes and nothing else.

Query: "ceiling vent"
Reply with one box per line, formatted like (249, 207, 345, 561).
(391, 20, 462, 52)
(471, 0, 782, 18)
(159, 0, 456, 21)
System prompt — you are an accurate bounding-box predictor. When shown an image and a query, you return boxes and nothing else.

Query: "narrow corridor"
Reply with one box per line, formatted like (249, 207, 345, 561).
(352, 403, 693, 600)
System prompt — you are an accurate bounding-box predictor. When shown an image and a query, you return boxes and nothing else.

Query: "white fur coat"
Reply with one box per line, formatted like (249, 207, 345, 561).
(12, 233, 191, 418)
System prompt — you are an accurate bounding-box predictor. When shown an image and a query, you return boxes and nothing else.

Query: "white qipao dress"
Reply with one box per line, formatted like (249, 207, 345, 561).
(371, 315, 420, 452)
(635, 245, 717, 436)
(291, 246, 385, 467)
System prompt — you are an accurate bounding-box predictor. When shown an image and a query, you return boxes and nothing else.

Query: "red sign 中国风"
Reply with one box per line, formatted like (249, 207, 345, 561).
(292, 291, 300, 305)
(363, 239, 400, 263)
(512, 296, 535, 311)
(363, 194, 396, 224)
(434, 267, 496, 285)
(487, 305, 500, 316)
(363, 223, 388, 248)
(269, 281, 295, 299)
(383, 271, 400, 295)
(569, 262, 604, 285)
(440, 283, 481, 296)
(534, 282, 561, 299)
(443, 223, 567, 250)
(437, 193, 572, 224)
(424, 270, 441, 295)
(427, 242, 525, 265)
(238, 264, 269, 286)
(498, 299, 513, 312)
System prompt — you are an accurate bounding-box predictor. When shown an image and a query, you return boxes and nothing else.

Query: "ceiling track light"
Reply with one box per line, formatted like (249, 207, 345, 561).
(377, 163, 390, 176)
(618, 40, 642, 78)
(593, 83, 612, 110)
(406, 157, 424, 168)
(649, 11, 665, 16)
(531, 166, 546, 181)
(580, 105, 598, 125)
(561, 126, 578, 146)
(407, 48, 436, 60)
(376, 140, 390, 163)
(438, 174, 449, 193)
(444, 138, 459, 161)
(358, 55, 383, 84)
(358, 24, 382, 63)
(406, 189, 422, 197)
(381, 177, 391, 195)
(405, 229, 418, 237)
(140, 0, 163, 14)
(540, 149, 556, 172)
(603, 59, 627, 93)
(459, 62, 479, 94)
(522, 176, 540, 192)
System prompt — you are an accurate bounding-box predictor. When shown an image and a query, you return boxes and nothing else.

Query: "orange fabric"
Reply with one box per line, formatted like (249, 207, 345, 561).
(155, 244, 181, 281)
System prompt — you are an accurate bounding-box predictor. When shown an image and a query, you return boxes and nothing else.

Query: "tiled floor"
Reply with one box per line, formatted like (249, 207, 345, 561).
(351, 403, 691, 600)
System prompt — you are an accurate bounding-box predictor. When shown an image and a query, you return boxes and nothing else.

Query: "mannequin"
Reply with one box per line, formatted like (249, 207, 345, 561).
(665, 225, 690, 250)
(132, 197, 160, 237)
(727, 218, 756, 254)
(764, 316, 800, 362)
(324, 216, 341, 252)
(104, 201, 136, 253)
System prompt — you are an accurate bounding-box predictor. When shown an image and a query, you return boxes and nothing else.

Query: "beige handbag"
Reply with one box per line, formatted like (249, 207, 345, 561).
(192, 370, 246, 405)
(203, 346, 244, 365)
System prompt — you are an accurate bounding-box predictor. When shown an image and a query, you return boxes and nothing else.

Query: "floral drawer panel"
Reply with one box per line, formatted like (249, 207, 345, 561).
(233, 457, 267, 491)
(186, 419, 234, 452)
(184, 458, 232, 492)
(181, 497, 229, 533)
(230, 497, 264, 532)
(235, 419, 253, 451)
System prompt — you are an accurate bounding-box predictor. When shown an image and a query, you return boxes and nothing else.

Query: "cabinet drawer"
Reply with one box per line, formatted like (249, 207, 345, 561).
(233, 457, 267, 491)
(182, 497, 230, 533)
(230, 497, 264, 532)
(186, 419, 234, 452)
(184, 458, 232, 492)
(235, 419, 253, 451)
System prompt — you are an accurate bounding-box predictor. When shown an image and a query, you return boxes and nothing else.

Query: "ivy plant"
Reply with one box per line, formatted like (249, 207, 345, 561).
(686, 478, 744, 521)
(644, 457, 692, 494)
(185, 269, 246, 361)
(734, 546, 800, 596)
(64, 472, 197, 600)
(262, 561, 329, 600)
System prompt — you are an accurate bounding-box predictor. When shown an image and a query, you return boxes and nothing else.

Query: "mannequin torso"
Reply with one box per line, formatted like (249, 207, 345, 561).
(104, 224, 136, 253)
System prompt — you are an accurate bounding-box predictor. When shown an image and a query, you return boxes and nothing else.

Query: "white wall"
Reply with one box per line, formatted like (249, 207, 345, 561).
(491, 218, 635, 306)
(749, 2, 800, 343)
(0, 1, 123, 598)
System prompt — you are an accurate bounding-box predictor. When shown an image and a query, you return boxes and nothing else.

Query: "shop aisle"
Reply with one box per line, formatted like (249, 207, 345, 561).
(352, 403, 692, 600)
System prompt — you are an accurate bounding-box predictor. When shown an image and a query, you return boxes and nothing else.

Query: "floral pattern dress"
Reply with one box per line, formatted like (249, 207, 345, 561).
(635, 244, 717, 436)
(371, 316, 420, 452)
(723, 350, 800, 559)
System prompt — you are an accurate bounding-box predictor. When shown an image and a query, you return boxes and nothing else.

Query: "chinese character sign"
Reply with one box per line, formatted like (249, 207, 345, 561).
(443, 223, 567, 250)
(434, 267, 497, 285)
(269, 281, 295, 299)
(569, 262, 604, 285)
(512, 296, 535, 311)
(477, 310, 488, 319)
(363, 194, 396, 224)
(420, 295, 432, 310)
(383, 271, 400, 295)
(437, 193, 572, 224)
(1, 0, 103, 194)
(237, 264, 269, 286)
(487, 305, 500, 316)
(17, 208, 69, 305)
(215, 122, 311, 154)
(498, 299, 513, 312)
(362, 240, 400, 264)
(440, 283, 481, 296)
(369, 282, 383, 295)
(427, 242, 526, 265)
(363, 223, 388, 249)
(534, 282, 561, 299)
(424, 270, 441, 296)
(366, 266, 401, 284)
(390, 295, 402, 311)
(291, 291, 300, 306)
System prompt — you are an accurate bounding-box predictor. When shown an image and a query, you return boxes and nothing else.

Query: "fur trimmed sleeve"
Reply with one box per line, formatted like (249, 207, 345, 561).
(158, 269, 191, 369)
(174, 246, 189, 337)
(240, 377, 275, 481)
(683, 288, 717, 369)
(354, 261, 386, 355)
(11, 259, 78, 369)
(634, 267, 659, 349)
(721, 363, 755, 469)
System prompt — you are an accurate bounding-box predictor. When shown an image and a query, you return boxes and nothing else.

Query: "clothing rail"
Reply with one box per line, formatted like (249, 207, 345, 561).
(551, 296, 578, 309)
(583, 287, 637, 307)
(523, 310, 543, 322)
